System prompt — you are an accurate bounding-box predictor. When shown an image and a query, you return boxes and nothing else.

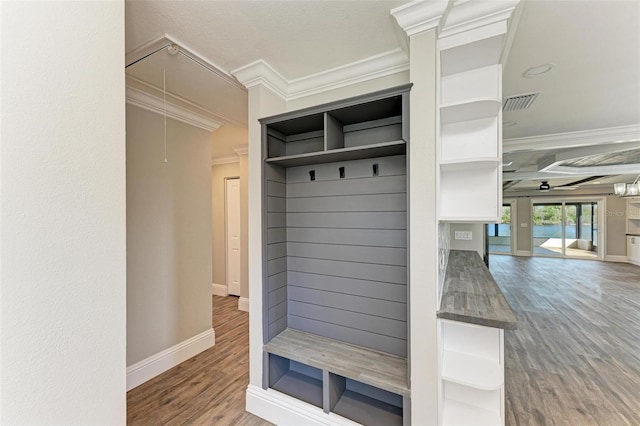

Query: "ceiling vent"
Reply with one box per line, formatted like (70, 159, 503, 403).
(503, 92, 540, 112)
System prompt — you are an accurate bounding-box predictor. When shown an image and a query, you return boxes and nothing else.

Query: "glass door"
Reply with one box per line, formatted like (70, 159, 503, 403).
(532, 203, 564, 256)
(532, 201, 600, 258)
(565, 202, 598, 258)
(488, 204, 512, 254)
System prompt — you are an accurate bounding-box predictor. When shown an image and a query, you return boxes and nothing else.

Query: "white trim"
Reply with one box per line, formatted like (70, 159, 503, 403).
(212, 283, 228, 297)
(628, 258, 640, 267)
(231, 60, 289, 100)
(390, 0, 448, 37)
(126, 328, 215, 391)
(245, 385, 358, 426)
(231, 50, 409, 101)
(439, 1, 519, 39)
(238, 297, 249, 312)
(212, 155, 240, 166)
(233, 146, 249, 156)
(504, 124, 640, 154)
(515, 250, 532, 256)
(126, 85, 222, 132)
(286, 49, 409, 100)
(604, 255, 628, 263)
(126, 33, 244, 90)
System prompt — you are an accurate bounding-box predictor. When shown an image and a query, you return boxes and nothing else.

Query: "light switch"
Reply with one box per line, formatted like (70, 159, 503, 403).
(454, 231, 473, 240)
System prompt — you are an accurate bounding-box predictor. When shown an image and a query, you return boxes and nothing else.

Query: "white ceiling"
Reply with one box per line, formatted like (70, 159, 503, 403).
(125, 0, 640, 191)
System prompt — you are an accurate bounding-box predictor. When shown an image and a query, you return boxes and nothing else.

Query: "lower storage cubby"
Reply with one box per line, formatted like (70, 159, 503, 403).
(269, 354, 323, 408)
(329, 374, 403, 426)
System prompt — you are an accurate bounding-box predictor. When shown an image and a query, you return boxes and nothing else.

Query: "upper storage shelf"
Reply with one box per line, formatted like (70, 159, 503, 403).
(261, 84, 411, 167)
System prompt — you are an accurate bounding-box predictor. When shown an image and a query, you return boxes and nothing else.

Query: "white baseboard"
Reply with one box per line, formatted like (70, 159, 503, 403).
(238, 297, 249, 312)
(515, 250, 532, 256)
(604, 255, 628, 263)
(212, 282, 228, 297)
(246, 384, 358, 425)
(628, 258, 640, 267)
(126, 328, 215, 391)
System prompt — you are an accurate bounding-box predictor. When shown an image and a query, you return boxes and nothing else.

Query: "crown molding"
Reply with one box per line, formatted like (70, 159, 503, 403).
(231, 49, 409, 101)
(390, 0, 448, 37)
(287, 49, 409, 100)
(211, 155, 240, 166)
(126, 33, 244, 91)
(126, 85, 222, 132)
(233, 146, 248, 156)
(439, 0, 519, 39)
(230, 60, 289, 100)
(504, 125, 640, 154)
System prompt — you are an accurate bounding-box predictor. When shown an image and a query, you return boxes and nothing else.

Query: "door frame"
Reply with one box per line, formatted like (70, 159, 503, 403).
(529, 196, 604, 260)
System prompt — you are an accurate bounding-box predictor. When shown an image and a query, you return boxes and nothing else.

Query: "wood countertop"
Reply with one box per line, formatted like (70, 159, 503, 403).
(438, 250, 517, 330)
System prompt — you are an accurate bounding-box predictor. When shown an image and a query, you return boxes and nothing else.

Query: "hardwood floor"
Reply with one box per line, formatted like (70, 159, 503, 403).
(490, 255, 640, 425)
(127, 295, 272, 426)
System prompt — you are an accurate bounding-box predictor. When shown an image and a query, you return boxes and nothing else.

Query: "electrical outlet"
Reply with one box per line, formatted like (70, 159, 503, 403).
(454, 231, 473, 240)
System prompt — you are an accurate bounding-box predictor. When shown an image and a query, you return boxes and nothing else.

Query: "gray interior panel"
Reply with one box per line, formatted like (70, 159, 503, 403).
(287, 193, 407, 213)
(288, 257, 406, 285)
(288, 301, 407, 337)
(287, 272, 406, 303)
(287, 242, 407, 266)
(288, 315, 406, 357)
(286, 228, 406, 248)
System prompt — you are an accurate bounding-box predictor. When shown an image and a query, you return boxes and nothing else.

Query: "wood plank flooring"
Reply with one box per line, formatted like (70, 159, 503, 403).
(127, 295, 272, 426)
(490, 255, 640, 425)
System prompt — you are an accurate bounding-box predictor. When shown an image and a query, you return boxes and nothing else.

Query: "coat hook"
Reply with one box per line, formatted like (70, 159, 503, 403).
(339, 167, 345, 179)
(373, 164, 379, 176)
(309, 170, 315, 181)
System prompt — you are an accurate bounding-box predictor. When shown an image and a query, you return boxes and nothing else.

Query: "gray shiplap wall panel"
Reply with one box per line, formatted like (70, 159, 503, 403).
(269, 300, 287, 324)
(287, 228, 406, 248)
(287, 155, 406, 183)
(267, 228, 287, 244)
(287, 212, 406, 230)
(287, 242, 407, 266)
(344, 123, 402, 148)
(268, 272, 287, 292)
(268, 257, 287, 277)
(287, 193, 406, 213)
(288, 257, 406, 284)
(266, 164, 288, 339)
(289, 301, 407, 337)
(268, 196, 286, 213)
(269, 286, 287, 308)
(288, 315, 407, 357)
(287, 175, 406, 198)
(290, 360, 323, 381)
(269, 316, 288, 339)
(287, 272, 406, 303)
(267, 180, 286, 197)
(288, 286, 406, 321)
(268, 212, 286, 228)
(268, 242, 287, 260)
(265, 164, 287, 182)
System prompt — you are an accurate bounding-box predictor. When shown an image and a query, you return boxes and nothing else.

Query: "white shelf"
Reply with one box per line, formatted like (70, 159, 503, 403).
(442, 350, 503, 390)
(440, 98, 501, 124)
(442, 398, 501, 426)
(440, 158, 500, 172)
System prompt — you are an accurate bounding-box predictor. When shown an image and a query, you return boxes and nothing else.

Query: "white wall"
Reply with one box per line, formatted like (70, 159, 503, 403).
(127, 105, 213, 366)
(0, 2, 126, 423)
(450, 223, 485, 255)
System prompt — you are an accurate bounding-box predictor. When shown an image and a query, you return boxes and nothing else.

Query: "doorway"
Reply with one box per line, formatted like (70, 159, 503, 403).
(225, 177, 241, 296)
(489, 203, 514, 254)
(532, 200, 600, 259)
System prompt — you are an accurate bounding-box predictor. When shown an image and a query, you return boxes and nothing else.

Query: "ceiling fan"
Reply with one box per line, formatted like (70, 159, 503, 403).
(539, 181, 577, 192)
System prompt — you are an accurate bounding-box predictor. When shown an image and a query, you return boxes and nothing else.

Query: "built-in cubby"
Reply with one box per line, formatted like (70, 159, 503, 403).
(269, 354, 324, 408)
(626, 197, 640, 266)
(438, 61, 502, 222)
(330, 374, 404, 426)
(261, 84, 411, 425)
